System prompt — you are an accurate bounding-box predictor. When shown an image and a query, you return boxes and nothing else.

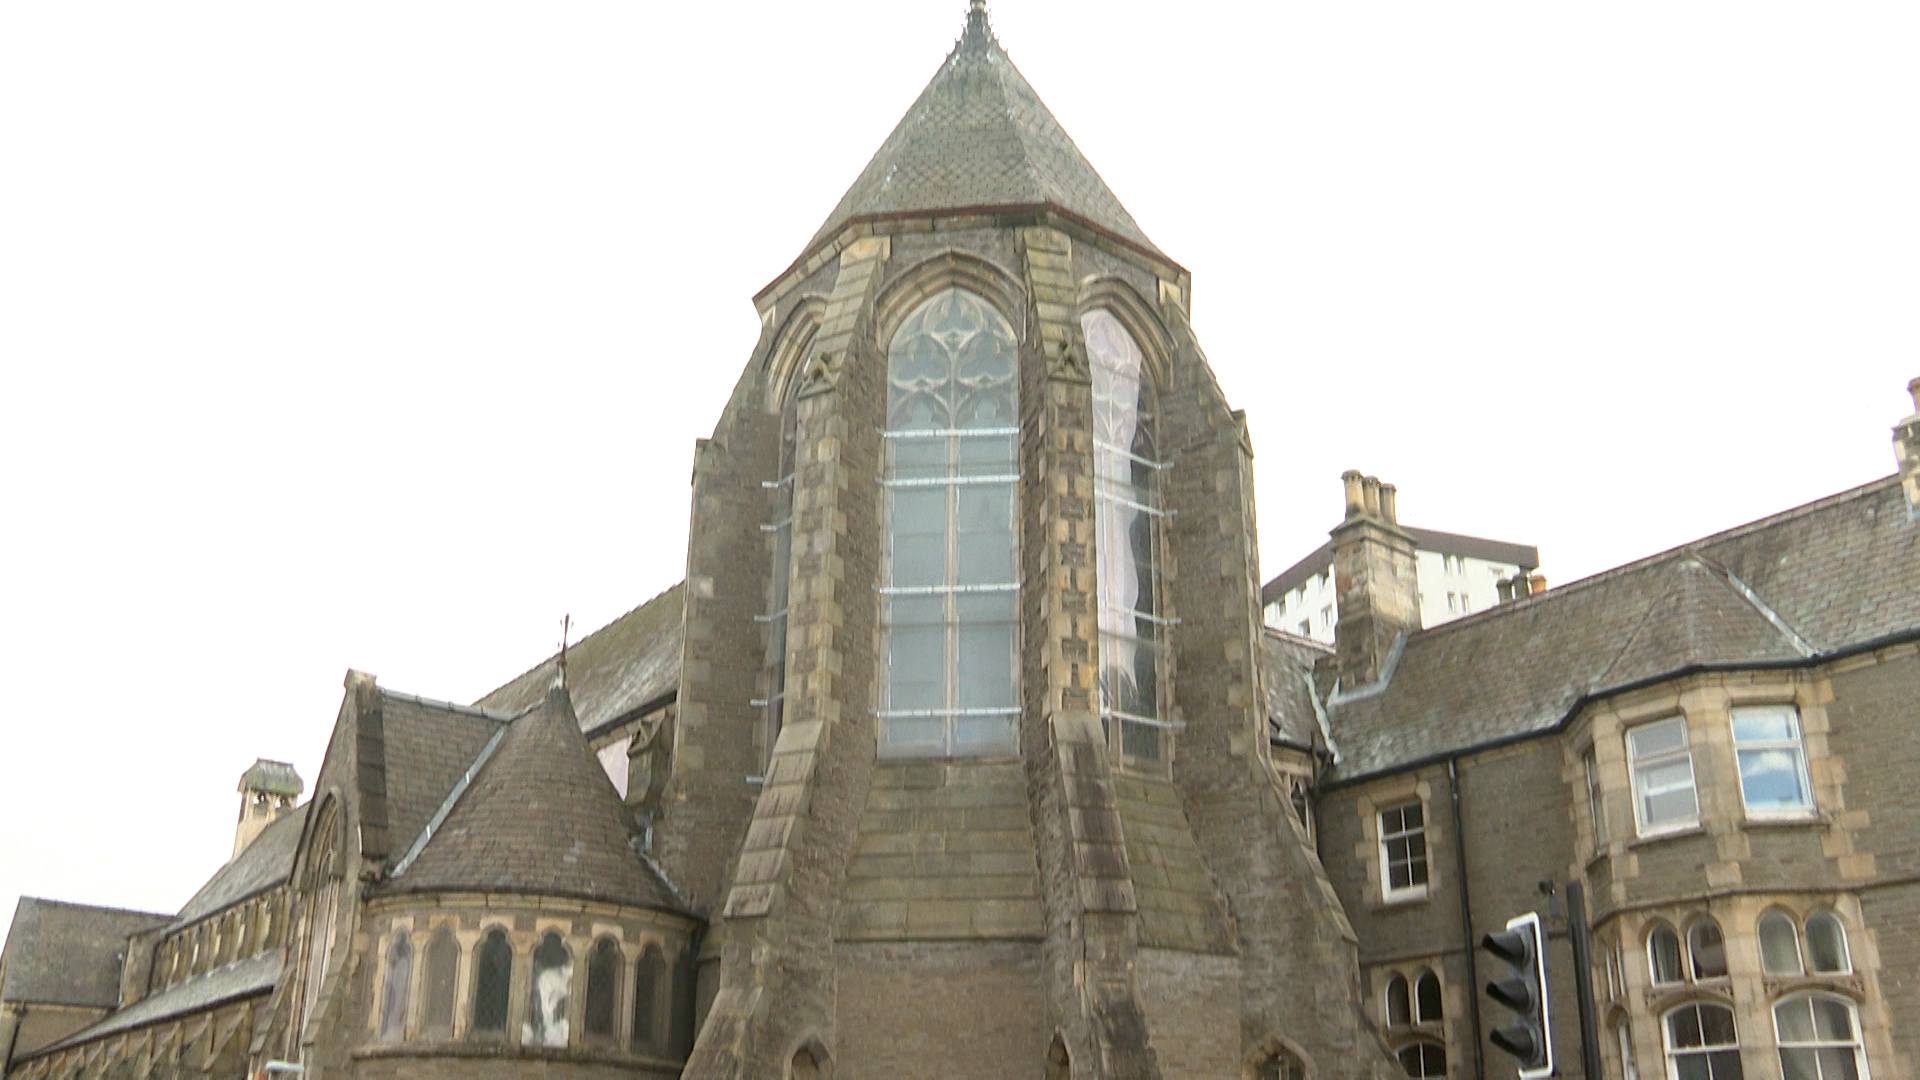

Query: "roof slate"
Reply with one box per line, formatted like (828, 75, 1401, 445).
(476, 581, 684, 736)
(30, 952, 279, 1056)
(385, 686, 682, 911)
(1325, 478, 1920, 781)
(805, 6, 1160, 257)
(1, 898, 169, 1008)
(1262, 630, 1331, 749)
(171, 806, 307, 927)
(374, 691, 512, 870)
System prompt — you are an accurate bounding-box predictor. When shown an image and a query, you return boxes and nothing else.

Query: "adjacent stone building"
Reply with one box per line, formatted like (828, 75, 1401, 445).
(4, 4, 1918, 1078)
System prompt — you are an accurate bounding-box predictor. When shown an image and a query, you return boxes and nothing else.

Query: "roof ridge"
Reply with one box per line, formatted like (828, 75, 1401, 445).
(12, 896, 171, 920)
(470, 579, 685, 708)
(380, 686, 519, 724)
(1261, 625, 1335, 653)
(1402, 475, 1901, 642)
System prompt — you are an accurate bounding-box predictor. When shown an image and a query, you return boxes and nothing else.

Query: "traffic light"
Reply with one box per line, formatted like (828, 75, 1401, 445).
(1481, 911, 1553, 1079)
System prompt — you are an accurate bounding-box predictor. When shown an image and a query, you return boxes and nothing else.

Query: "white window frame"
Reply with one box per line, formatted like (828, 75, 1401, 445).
(1584, 746, 1607, 845)
(1616, 1018, 1640, 1080)
(1661, 1002, 1743, 1080)
(1378, 800, 1430, 902)
(1804, 911, 1853, 975)
(1729, 703, 1815, 819)
(1772, 993, 1871, 1080)
(1627, 716, 1699, 837)
(1647, 923, 1684, 987)
(1757, 909, 1804, 977)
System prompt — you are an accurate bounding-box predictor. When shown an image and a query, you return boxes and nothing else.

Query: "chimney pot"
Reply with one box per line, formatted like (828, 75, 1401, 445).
(1362, 476, 1382, 517)
(1908, 376, 1920, 412)
(1379, 483, 1399, 525)
(1342, 470, 1366, 519)
(1529, 573, 1548, 595)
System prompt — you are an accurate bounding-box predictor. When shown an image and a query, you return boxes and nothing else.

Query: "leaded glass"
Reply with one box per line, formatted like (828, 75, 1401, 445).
(880, 289, 1020, 757)
(1085, 309, 1170, 765)
(585, 937, 620, 1040)
(378, 931, 411, 1041)
(472, 929, 512, 1033)
(523, 931, 571, 1048)
(422, 928, 458, 1035)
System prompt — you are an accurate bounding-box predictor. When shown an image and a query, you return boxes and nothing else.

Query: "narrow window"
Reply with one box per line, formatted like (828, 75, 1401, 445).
(791, 1047, 823, 1078)
(631, 944, 664, 1053)
(1258, 1049, 1308, 1080)
(669, 946, 696, 1057)
(1605, 942, 1620, 1002)
(1396, 1041, 1446, 1078)
(1805, 912, 1851, 974)
(1758, 911, 1804, 977)
(1583, 747, 1607, 844)
(523, 931, 572, 1048)
(1378, 801, 1429, 900)
(759, 349, 806, 770)
(1085, 309, 1171, 766)
(1648, 923, 1684, 986)
(1730, 705, 1814, 816)
(584, 937, 621, 1040)
(422, 928, 459, 1036)
(471, 928, 512, 1035)
(880, 288, 1020, 758)
(1617, 1019, 1640, 1080)
(1289, 779, 1314, 844)
(1414, 970, 1443, 1024)
(378, 931, 412, 1041)
(1663, 1003, 1743, 1080)
(1627, 717, 1698, 835)
(1688, 918, 1728, 979)
(1773, 994, 1868, 1080)
(1385, 974, 1411, 1027)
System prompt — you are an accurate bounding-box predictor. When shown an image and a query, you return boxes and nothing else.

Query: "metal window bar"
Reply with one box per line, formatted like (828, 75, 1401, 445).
(881, 427, 1020, 440)
(760, 474, 794, 489)
(878, 582, 1019, 596)
(1098, 604, 1180, 627)
(875, 706, 1021, 719)
(882, 474, 1018, 489)
(759, 517, 793, 533)
(753, 608, 789, 624)
(1093, 488, 1175, 519)
(748, 691, 787, 709)
(1092, 440, 1174, 470)
(1101, 708, 1186, 732)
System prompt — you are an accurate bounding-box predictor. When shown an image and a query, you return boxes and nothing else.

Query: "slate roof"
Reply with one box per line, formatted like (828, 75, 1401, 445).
(1262, 527, 1541, 607)
(805, 3, 1161, 258)
(1, 898, 169, 1007)
(373, 689, 515, 870)
(1262, 629, 1331, 750)
(476, 581, 684, 737)
(31, 952, 279, 1055)
(171, 805, 307, 927)
(384, 686, 683, 911)
(1325, 477, 1920, 781)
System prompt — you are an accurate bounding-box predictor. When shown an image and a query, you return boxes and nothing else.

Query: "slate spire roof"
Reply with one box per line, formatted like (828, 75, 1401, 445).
(385, 684, 680, 910)
(806, 1, 1162, 257)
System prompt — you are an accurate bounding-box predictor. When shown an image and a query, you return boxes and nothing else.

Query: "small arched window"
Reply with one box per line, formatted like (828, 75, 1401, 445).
(422, 928, 459, 1036)
(1662, 1003, 1743, 1079)
(1385, 974, 1411, 1027)
(1084, 308, 1171, 766)
(584, 937, 621, 1041)
(1773, 994, 1867, 1080)
(879, 287, 1021, 758)
(1648, 923, 1684, 986)
(1414, 970, 1443, 1024)
(1257, 1048, 1308, 1080)
(792, 1046, 823, 1079)
(1616, 1018, 1640, 1080)
(471, 928, 513, 1035)
(1759, 911, 1804, 977)
(377, 931, 412, 1041)
(669, 945, 696, 1057)
(1396, 1041, 1446, 1078)
(759, 317, 815, 772)
(1688, 917, 1728, 979)
(632, 943, 665, 1053)
(523, 931, 572, 1048)
(1805, 912, 1851, 974)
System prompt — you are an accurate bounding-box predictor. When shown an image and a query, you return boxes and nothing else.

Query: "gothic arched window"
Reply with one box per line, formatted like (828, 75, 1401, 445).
(471, 928, 513, 1035)
(584, 937, 621, 1041)
(377, 931, 412, 1041)
(1258, 1049, 1308, 1080)
(759, 318, 817, 772)
(669, 946, 696, 1057)
(632, 943, 665, 1053)
(523, 931, 572, 1048)
(1805, 912, 1851, 974)
(1759, 910, 1803, 976)
(1413, 970, 1443, 1024)
(1688, 917, 1728, 979)
(298, 803, 340, 1032)
(422, 927, 459, 1036)
(1648, 922, 1683, 986)
(1396, 1040, 1446, 1078)
(880, 288, 1020, 758)
(1084, 309, 1170, 765)
(1385, 974, 1411, 1027)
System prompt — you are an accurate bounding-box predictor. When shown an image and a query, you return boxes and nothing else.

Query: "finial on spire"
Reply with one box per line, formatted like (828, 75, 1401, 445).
(965, 0, 992, 41)
(553, 613, 572, 690)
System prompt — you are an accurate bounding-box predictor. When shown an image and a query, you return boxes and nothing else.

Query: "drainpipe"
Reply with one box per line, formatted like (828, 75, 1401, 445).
(1448, 757, 1485, 1080)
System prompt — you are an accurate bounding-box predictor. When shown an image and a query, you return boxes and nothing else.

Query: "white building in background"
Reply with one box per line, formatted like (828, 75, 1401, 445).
(1262, 526, 1541, 643)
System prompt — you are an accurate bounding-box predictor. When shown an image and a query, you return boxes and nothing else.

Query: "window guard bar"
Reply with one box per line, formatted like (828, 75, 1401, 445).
(1094, 489, 1176, 518)
(882, 474, 1018, 489)
(878, 583, 1019, 596)
(881, 427, 1020, 439)
(749, 691, 787, 709)
(876, 706, 1021, 719)
(760, 474, 794, 489)
(753, 608, 789, 624)
(1102, 708, 1186, 731)
(1098, 605, 1181, 627)
(759, 517, 793, 533)
(1092, 439, 1174, 470)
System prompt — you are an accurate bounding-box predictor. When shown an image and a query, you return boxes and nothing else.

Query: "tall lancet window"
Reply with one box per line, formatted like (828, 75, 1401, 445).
(1085, 310, 1170, 765)
(881, 288, 1020, 757)
(758, 325, 811, 774)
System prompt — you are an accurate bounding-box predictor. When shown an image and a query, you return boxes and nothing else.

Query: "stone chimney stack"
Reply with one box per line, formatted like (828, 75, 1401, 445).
(233, 758, 303, 858)
(1331, 471, 1422, 689)
(1896, 376, 1920, 519)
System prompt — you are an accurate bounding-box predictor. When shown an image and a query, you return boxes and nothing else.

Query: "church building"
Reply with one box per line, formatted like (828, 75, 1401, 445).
(5, 4, 1918, 1078)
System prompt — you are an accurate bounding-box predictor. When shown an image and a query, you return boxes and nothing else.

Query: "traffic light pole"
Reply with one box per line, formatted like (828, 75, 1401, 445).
(1564, 881, 1603, 1080)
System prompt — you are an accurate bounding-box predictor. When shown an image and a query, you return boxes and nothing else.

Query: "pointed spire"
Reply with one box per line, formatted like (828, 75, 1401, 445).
(964, 0, 992, 45)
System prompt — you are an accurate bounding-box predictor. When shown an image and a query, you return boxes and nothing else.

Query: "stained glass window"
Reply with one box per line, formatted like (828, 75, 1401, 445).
(880, 288, 1020, 757)
(471, 928, 512, 1034)
(1084, 309, 1171, 765)
(377, 931, 411, 1041)
(523, 931, 572, 1048)
(422, 928, 459, 1035)
(632, 944, 664, 1053)
(585, 937, 621, 1040)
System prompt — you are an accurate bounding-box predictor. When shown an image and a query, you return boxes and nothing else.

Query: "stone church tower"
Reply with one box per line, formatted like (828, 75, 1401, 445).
(642, 5, 1401, 1076)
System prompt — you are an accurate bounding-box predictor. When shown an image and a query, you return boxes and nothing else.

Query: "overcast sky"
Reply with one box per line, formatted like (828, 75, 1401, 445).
(2, 1, 1914, 926)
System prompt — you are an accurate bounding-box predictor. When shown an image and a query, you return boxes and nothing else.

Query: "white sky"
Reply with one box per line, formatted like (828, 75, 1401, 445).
(1, 1, 1914, 927)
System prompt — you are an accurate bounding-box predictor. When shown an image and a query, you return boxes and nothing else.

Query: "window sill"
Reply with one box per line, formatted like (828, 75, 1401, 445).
(1628, 824, 1705, 850)
(1375, 888, 1432, 911)
(1741, 812, 1824, 831)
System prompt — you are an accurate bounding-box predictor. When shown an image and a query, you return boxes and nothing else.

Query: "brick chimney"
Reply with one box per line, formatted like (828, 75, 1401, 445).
(234, 758, 303, 858)
(1331, 471, 1422, 689)
(1896, 376, 1920, 519)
